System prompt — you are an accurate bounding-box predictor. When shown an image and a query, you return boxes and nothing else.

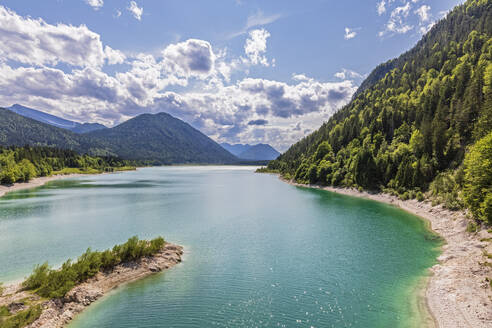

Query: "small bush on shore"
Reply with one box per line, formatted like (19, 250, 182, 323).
(22, 236, 166, 299)
(466, 221, 478, 233)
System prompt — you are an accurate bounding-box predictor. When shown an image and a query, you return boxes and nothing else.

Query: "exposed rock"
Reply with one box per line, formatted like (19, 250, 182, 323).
(1, 243, 183, 328)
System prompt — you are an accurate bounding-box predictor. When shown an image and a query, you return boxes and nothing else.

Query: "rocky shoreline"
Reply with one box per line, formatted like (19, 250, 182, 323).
(0, 243, 183, 328)
(282, 178, 492, 328)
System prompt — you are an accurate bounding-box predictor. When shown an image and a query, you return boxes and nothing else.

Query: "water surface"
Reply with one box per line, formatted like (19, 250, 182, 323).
(0, 167, 440, 327)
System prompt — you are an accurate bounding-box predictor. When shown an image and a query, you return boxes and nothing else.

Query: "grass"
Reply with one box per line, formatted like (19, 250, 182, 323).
(51, 167, 102, 175)
(0, 306, 10, 317)
(0, 305, 42, 328)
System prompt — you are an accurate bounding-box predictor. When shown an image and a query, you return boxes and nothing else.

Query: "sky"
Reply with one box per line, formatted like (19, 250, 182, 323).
(0, 0, 463, 151)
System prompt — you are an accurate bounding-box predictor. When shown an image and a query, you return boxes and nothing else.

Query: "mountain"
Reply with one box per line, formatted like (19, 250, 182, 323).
(86, 112, 237, 164)
(220, 143, 280, 160)
(7, 104, 107, 134)
(0, 108, 113, 156)
(237, 144, 280, 161)
(0, 108, 237, 164)
(267, 0, 491, 222)
(220, 143, 251, 157)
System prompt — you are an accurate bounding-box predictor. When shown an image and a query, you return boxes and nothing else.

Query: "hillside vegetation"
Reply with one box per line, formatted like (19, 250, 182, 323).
(0, 146, 135, 185)
(0, 108, 237, 165)
(267, 0, 492, 223)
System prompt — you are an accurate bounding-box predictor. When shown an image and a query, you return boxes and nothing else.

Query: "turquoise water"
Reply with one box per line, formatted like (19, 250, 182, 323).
(0, 167, 440, 327)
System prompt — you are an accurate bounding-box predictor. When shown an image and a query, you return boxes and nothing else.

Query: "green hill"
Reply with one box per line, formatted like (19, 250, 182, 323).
(87, 112, 237, 164)
(0, 108, 237, 164)
(267, 0, 492, 223)
(0, 108, 113, 156)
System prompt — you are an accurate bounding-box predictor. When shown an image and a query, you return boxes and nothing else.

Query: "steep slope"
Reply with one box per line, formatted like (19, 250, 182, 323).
(220, 143, 251, 157)
(268, 0, 491, 221)
(0, 108, 113, 156)
(87, 112, 238, 164)
(237, 144, 280, 161)
(7, 104, 107, 134)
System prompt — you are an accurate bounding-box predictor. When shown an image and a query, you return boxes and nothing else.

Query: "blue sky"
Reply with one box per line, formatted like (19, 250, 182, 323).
(0, 0, 463, 150)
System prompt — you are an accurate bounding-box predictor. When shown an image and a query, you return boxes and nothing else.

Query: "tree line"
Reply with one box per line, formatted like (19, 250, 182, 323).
(0, 146, 136, 185)
(266, 0, 492, 224)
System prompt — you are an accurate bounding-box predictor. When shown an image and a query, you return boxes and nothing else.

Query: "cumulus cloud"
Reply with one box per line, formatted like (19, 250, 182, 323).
(377, 0, 386, 15)
(0, 6, 106, 67)
(334, 68, 364, 81)
(127, 1, 143, 21)
(104, 46, 126, 65)
(415, 5, 431, 22)
(379, 2, 413, 36)
(244, 29, 272, 66)
(86, 0, 104, 10)
(344, 27, 357, 40)
(162, 39, 216, 77)
(0, 5, 359, 152)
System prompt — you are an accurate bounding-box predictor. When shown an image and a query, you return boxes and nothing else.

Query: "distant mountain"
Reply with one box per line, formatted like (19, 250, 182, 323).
(220, 143, 251, 157)
(87, 112, 237, 164)
(237, 144, 280, 161)
(0, 108, 113, 156)
(7, 104, 107, 134)
(0, 108, 237, 164)
(220, 143, 280, 161)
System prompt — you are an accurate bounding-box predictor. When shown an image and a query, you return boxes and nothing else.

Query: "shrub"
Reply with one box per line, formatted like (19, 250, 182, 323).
(23, 236, 166, 298)
(466, 221, 478, 233)
(416, 191, 425, 202)
(0, 305, 42, 328)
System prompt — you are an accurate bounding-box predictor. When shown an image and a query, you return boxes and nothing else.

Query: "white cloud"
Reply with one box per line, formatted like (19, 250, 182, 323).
(0, 6, 106, 67)
(0, 5, 360, 151)
(127, 1, 143, 21)
(86, 0, 103, 10)
(379, 2, 413, 37)
(377, 1, 386, 15)
(344, 27, 357, 40)
(162, 39, 216, 77)
(244, 29, 272, 66)
(334, 68, 364, 80)
(415, 5, 431, 22)
(114, 10, 122, 18)
(104, 46, 126, 65)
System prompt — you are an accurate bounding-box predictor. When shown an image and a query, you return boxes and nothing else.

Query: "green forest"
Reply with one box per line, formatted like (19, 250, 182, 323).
(0, 146, 135, 185)
(266, 0, 492, 224)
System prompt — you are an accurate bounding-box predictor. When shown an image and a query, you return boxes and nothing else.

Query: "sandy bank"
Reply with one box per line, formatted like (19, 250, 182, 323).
(0, 174, 85, 199)
(283, 178, 492, 328)
(0, 243, 183, 328)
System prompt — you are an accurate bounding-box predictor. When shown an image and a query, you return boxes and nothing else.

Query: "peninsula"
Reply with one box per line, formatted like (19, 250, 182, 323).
(0, 237, 183, 328)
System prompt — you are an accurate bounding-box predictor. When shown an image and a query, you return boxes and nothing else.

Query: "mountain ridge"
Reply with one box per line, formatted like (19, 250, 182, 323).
(267, 0, 491, 223)
(0, 108, 237, 164)
(7, 104, 107, 134)
(220, 143, 280, 160)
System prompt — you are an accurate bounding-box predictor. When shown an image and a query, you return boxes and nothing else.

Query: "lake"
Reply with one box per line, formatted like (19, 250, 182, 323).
(0, 166, 440, 327)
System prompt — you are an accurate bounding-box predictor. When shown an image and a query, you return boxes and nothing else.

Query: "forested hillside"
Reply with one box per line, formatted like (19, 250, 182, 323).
(0, 146, 135, 185)
(0, 108, 237, 164)
(87, 112, 237, 164)
(267, 0, 492, 223)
